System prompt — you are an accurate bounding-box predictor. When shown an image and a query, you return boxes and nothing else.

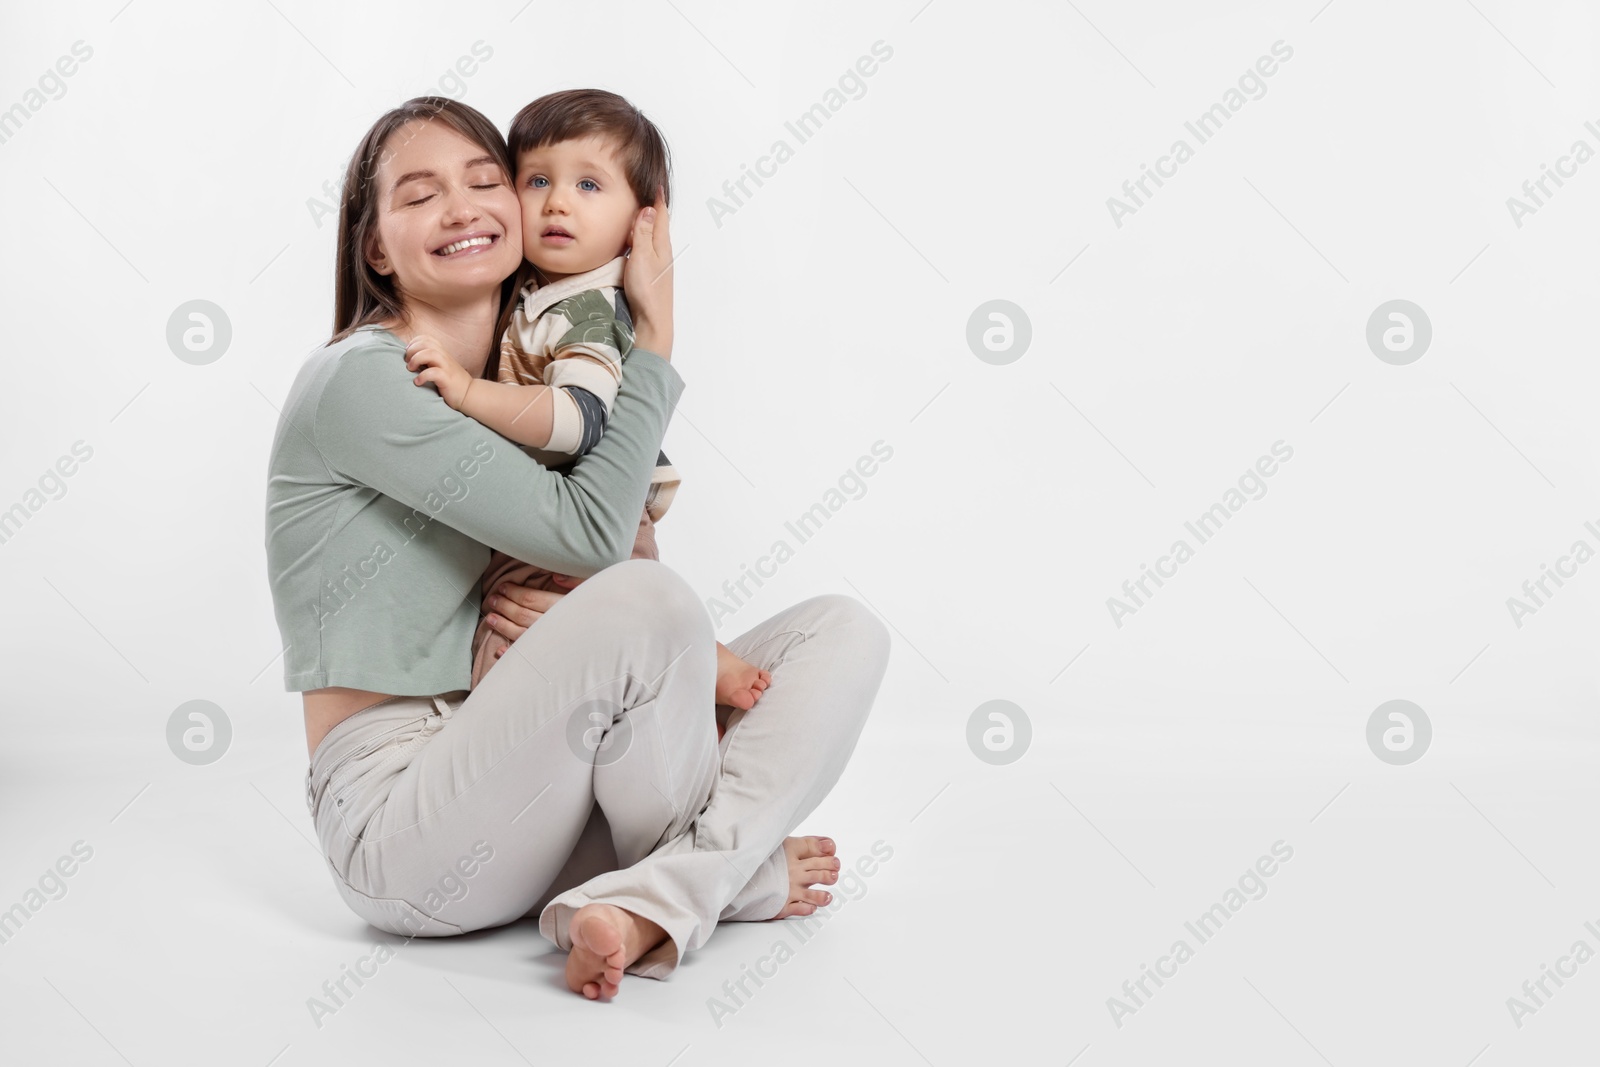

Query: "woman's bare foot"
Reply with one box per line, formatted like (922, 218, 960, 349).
(772, 836, 842, 918)
(716, 642, 771, 711)
(565, 903, 669, 1000)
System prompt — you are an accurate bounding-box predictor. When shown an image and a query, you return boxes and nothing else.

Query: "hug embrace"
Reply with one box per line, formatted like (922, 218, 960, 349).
(263, 89, 891, 1000)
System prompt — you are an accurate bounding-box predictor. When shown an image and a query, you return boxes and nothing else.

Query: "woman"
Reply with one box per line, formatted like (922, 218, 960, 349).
(263, 97, 892, 1000)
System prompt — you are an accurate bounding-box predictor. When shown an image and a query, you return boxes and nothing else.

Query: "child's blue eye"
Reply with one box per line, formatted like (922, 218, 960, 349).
(578, 179, 598, 192)
(529, 176, 548, 188)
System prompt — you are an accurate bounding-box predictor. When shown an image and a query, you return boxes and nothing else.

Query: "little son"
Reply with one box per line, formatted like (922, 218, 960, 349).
(406, 89, 769, 722)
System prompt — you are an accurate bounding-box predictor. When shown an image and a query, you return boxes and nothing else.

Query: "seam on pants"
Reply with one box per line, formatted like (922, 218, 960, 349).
(738, 628, 815, 674)
(325, 716, 433, 808)
(328, 862, 467, 936)
(692, 627, 816, 856)
(716, 628, 814, 767)
(641, 639, 701, 697)
(640, 641, 703, 824)
(619, 638, 700, 829)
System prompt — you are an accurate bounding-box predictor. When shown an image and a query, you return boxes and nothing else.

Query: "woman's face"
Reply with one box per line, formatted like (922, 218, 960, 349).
(364, 119, 523, 310)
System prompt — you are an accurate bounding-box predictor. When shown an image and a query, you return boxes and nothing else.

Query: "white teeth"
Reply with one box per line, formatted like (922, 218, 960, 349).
(438, 236, 493, 255)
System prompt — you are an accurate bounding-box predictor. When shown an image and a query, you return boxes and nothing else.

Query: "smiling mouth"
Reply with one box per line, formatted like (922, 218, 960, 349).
(433, 235, 498, 256)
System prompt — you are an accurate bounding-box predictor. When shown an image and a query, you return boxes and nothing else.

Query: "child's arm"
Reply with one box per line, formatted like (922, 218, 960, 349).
(462, 375, 610, 453)
(405, 336, 595, 450)
(459, 378, 561, 449)
(446, 284, 632, 454)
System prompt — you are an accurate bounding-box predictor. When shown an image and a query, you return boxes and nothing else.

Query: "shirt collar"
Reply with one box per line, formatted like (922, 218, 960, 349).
(518, 255, 627, 323)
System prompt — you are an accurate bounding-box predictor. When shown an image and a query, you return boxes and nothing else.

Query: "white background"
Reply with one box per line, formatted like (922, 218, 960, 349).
(3, 0, 1599, 1063)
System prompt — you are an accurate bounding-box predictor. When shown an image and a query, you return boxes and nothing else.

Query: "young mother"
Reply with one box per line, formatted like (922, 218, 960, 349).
(263, 96, 891, 1000)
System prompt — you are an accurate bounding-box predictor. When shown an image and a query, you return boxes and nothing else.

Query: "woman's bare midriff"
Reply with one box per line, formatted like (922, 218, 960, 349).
(304, 686, 398, 761)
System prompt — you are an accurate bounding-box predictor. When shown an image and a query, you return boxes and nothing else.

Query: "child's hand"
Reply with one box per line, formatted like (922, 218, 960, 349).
(715, 642, 771, 712)
(548, 573, 584, 590)
(405, 335, 474, 409)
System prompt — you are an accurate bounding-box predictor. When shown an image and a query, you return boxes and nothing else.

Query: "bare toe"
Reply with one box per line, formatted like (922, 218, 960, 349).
(774, 836, 843, 920)
(805, 863, 838, 884)
(784, 835, 835, 862)
(774, 899, 818, 919)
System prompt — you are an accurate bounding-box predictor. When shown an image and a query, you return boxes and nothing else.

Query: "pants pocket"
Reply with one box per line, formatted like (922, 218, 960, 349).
(322, 716, 432, 834)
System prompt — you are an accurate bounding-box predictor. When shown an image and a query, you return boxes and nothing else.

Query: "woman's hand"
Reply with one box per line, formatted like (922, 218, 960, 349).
(485, 582, 568, 653)
(623, 188, 673, 360)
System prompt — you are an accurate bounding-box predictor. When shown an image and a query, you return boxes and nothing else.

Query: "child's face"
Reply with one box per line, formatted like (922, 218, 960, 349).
(516, 134, 640, 280)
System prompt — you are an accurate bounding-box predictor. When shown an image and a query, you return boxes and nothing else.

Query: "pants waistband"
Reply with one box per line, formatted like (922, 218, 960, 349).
(303, 691, 466, 815)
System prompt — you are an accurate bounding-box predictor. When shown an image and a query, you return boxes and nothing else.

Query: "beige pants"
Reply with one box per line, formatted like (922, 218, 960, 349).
(468, 503, 662, 691)
(303, 558, 891, 979)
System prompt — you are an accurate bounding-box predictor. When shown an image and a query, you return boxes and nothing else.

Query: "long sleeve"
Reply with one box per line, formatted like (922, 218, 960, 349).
(314, 333, 682, 578)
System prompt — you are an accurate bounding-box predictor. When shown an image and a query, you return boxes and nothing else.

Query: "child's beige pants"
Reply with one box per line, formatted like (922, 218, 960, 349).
(303, 558, 891, 978)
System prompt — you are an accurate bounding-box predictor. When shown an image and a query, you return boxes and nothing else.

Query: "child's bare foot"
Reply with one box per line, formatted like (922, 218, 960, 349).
(715, 642, 771, 712)
(720, 643, 774, 710)
(772, 836, 841, 918)
(565, 903, 669, 1000)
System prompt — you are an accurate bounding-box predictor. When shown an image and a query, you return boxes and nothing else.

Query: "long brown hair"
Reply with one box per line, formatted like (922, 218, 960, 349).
(329, 96, 525, 347)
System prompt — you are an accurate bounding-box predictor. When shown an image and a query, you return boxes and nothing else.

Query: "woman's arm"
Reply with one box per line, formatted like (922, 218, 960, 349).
(547, 503, 657, 592)
(314, 336, 682, 577)
(317, 197, 679, 578)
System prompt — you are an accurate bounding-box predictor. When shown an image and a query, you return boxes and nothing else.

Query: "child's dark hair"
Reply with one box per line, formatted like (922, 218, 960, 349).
(507, 89, 671, 209)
